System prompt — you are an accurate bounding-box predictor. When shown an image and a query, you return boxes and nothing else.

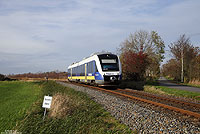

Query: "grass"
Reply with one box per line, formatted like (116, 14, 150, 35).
(144, 79, 200, 100)
(144, 85, 200, 101)
(178, 82, 200, 88)
(0, 81, 42, 132)
(15, 81, 133, 134)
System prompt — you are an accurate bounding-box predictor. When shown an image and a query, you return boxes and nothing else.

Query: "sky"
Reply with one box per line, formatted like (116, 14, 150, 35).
(0, 0, 200, 74)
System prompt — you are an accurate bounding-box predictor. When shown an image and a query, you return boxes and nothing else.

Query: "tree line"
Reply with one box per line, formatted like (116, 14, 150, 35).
(6, 71, 68, 80)
(118, 30, 199, 83)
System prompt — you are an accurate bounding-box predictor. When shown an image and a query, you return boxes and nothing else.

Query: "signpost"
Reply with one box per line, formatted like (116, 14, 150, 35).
(42, 95, 52, 120)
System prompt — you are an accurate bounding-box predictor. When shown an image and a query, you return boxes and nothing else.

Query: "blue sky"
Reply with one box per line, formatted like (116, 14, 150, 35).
(0, 0, 200, 74)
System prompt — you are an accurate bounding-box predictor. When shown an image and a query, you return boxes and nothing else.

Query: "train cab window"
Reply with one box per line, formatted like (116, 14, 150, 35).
(98, 54, 119, 71)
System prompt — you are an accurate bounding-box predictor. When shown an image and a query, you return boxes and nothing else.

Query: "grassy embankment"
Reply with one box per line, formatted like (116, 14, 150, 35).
(178, 82, 200, 88)
(0, 81, 133, 134)
(0, 81, 41, 132)
(144, 81, 200, 101)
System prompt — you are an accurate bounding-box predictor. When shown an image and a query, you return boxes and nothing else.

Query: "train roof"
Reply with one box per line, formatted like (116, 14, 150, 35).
(68, 52, 115, 67)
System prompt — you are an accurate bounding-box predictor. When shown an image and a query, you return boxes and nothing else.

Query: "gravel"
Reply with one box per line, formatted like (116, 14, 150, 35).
(58, 82, 200, 134)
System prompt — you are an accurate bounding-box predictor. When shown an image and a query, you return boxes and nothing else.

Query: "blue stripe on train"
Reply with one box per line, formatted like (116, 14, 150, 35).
(95, 72, 103, 80)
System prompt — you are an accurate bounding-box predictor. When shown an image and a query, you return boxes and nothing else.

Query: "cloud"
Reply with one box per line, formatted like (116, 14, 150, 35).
(0, 0, 199, 74)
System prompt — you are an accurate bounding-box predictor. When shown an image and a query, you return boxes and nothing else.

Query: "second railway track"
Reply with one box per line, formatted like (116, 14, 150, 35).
(116, 88, 200, 113)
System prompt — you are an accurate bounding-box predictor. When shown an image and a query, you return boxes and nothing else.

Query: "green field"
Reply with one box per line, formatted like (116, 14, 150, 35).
(0, 81, 133, 134)
(0, 81, 41, 132)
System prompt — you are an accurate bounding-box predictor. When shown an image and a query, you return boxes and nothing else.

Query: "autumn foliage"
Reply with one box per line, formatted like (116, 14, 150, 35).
(121, 51, 149, 81)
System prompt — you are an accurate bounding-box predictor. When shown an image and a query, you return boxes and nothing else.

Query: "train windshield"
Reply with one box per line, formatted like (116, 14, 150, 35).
(98, 54, 119, 71)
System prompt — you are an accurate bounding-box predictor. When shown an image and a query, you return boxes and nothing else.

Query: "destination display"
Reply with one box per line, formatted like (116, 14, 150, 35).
(101, 59, 116, 63)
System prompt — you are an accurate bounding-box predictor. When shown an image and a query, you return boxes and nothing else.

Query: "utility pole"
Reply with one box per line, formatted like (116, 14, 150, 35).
(181, 46, 184, 83)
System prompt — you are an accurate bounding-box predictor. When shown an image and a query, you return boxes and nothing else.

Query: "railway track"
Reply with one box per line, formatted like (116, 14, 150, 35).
(64, 81, 200, 119)
(116, 89, 200, 113)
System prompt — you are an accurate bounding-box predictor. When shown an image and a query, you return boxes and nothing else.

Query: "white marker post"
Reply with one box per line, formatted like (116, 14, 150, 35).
(42, 95, 52, 120)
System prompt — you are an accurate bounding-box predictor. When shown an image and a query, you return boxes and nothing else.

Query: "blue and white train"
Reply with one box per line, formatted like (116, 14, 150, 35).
(67, 52, 122, 86)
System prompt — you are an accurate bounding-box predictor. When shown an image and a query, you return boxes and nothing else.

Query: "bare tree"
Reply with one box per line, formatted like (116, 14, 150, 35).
(169, 34, 199, 82)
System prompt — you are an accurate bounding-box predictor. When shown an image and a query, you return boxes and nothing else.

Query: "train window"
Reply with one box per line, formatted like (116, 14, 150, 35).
(91, 62, 93, 73)
(68, 69, 70, 76)
(78, 66, 80, 75)
(77, 66, 78, 75)
(87, 61, 93, 73)
(80, 64, 84, 76)
(98, 54, 119, 71)
(80, 65, 82, 76)
(91, 61, 94, 73)
(78, 67, 79, 75)
(83, 64, 84, 73)
(90, 62, 92, 73)
(89, 62, 91, 73)
(87, 63, 89, 73)
(81, 65, 83, 76)
(88, 62, 91, 73)
(74, 67, 76, 76)
(88, 62, 90, 73)
(80, 66, 82, 75)
(72, 68, 74, 76)
(79, 66, 80, 75)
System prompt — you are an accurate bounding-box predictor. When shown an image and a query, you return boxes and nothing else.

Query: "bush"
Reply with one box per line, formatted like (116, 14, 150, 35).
(120, 80, 144, 90)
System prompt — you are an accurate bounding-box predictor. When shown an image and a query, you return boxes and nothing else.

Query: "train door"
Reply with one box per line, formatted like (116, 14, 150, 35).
(85, 64, 87, 82)
(71, 68, 72, 80)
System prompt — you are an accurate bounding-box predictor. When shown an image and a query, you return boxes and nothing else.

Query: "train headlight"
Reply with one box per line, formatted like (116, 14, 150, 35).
(110, 76, 116, 81)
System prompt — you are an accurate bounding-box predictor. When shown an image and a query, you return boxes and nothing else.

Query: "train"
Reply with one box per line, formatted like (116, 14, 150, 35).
(67, 52, 122, 86)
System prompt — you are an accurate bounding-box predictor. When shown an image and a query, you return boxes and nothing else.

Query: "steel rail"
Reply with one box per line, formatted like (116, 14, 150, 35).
(116, 88, 200, 108)
(68, 82, 200, 118)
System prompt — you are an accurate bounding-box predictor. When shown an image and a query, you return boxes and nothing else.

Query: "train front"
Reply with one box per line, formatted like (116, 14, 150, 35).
(95, 53, 122, 86)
